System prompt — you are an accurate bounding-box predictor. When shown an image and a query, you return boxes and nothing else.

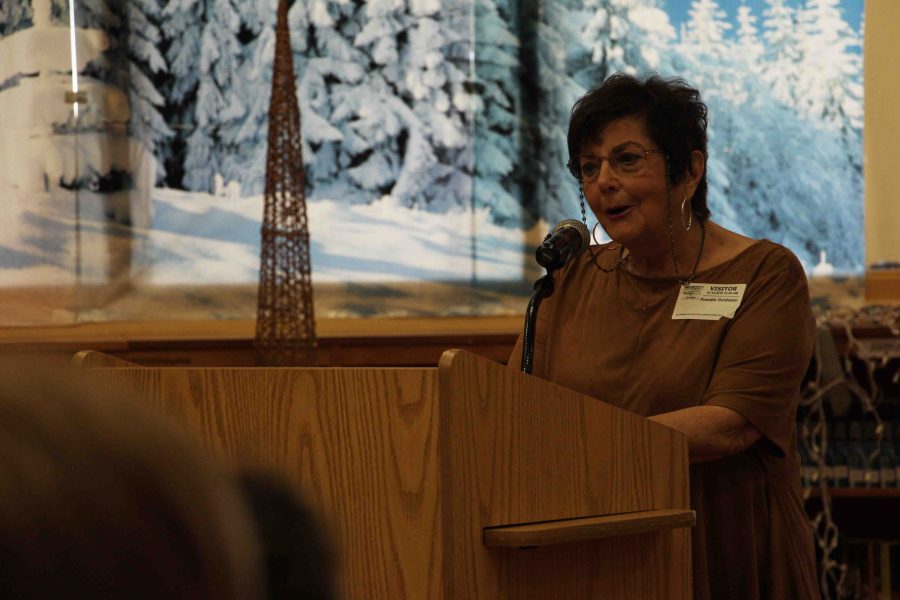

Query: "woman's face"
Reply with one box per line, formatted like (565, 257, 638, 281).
(577, 116, 682, 250)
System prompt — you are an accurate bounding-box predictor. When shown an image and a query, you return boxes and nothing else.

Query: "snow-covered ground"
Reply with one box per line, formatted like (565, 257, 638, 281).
(0, 185, 545, 283)
(150, 187, 544, 285)
(0, 183, 548, 323)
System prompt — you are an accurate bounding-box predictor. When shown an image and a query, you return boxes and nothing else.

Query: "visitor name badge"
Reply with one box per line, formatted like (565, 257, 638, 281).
(672, 283, 746, 320)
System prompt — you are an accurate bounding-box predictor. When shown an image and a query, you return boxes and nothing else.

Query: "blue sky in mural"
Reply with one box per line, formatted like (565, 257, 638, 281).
(666, 0, 863, 36)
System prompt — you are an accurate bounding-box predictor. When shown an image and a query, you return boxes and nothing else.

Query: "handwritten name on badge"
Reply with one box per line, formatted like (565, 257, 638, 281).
(672, 283, 747, 320)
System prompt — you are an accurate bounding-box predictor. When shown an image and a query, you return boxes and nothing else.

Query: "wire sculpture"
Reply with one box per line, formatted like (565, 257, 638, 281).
(800, 304, 900, 599)
(255, 0, 317, 366)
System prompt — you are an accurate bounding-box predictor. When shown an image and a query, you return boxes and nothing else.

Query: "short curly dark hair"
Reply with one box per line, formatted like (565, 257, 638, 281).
(567, 73, 710, 222)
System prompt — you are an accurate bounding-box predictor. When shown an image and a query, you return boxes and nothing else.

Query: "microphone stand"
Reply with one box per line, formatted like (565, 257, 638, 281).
(520, 269, 556, 375)
(521, 221, 588, 374)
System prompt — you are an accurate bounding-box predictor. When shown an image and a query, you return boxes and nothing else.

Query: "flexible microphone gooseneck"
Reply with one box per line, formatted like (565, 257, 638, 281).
(521, 219, 590, 374)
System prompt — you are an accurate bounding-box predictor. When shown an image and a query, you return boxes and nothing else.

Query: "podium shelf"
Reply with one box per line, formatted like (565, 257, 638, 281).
(483, 508, 696, 548)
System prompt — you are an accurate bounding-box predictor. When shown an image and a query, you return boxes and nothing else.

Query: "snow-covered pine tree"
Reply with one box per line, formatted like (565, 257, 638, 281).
(416, 0, 475, 213)
(346, 0, 473, 211)
(736, 1, 764, 71)
(237, 0, 474, 211)
(796, 0, 862, 144)
(718, 1, 769, 214)
(676, 0, 862, 270)
(760, 0, 803, 108)
(0, 0, 33, 37)
(51, 0, 172, 182)
(293, 1, 367, 201)
(577, 0, 676, 81)
(794, 0, 863, 268)
(216, 0, 276, 196)
(162, 0, 244, 192)
(517, 0, 586, 225)
(471, 0, 521, 224)
(118, 0, 171, 182)
(679, 0, 795, 244)
(160, 0, 199, 108)
(680, 0, 732, 64)
(347, 0, 438, 205)
(725, 90, 862, 269)
(673, 0, 742, 231)
(214, 0, 365, 198)
(160, 0, 200, 188)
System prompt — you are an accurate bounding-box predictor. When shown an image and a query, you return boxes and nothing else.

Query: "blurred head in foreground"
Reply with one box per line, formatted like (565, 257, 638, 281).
(0, 359, 263, 600)
(239, 470, 336, 600)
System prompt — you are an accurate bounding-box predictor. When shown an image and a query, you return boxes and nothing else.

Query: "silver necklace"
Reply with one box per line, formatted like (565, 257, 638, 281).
(590, 218, 705, 283)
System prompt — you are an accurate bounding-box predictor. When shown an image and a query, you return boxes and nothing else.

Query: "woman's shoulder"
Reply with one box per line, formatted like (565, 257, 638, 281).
(735, 239, 807, 280)
(701, 224, 805, 279)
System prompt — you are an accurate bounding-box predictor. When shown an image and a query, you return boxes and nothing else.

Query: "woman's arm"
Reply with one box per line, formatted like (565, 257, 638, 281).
(648, 405, 762, 463)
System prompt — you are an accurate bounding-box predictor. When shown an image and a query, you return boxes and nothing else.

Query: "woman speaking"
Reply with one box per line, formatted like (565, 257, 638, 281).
(510, 74, 819, 600)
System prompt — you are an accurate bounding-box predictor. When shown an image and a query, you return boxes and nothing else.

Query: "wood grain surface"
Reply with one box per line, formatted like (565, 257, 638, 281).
(438, 349, 691, 598)
(71, 349, 138, 368)
(84, 349, 692, 599)
(483, 508, 696, 547)
(88, 366, 443, 600)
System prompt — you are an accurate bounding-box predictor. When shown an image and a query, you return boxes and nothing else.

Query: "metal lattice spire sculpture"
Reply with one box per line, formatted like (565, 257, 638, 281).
(255, 0, 317, 366)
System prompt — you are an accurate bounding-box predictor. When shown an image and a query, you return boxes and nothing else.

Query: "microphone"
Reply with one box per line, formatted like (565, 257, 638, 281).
(535, 219, 590, 270)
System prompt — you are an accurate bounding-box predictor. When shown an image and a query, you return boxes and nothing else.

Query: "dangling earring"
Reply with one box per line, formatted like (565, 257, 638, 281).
(680, 195, 693, 231)
(579, 185, 587, 226)
(592, 222, 605, 245)
(590, 222, 628, 273)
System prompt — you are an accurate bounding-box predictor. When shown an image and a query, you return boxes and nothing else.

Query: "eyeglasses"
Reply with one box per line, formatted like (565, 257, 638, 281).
(568, 143, 665, 182)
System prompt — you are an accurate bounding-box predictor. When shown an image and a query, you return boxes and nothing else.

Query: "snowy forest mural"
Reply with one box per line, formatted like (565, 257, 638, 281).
(0, 0, 864, 324)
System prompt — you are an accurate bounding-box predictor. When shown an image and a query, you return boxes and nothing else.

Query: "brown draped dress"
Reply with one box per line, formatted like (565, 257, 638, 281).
(509, 239, 820, 600)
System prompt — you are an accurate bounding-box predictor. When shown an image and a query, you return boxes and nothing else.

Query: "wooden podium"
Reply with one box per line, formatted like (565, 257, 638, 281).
(77, 349, 693, 599)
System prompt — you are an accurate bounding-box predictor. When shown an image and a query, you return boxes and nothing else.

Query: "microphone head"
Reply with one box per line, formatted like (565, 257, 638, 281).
(551, 219, 590, 249)
(535, 219, 591, 270)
